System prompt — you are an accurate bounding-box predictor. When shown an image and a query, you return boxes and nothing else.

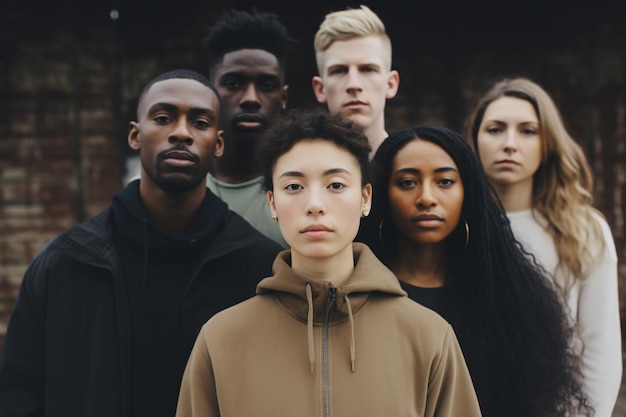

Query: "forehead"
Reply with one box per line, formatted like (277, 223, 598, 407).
(393, 140, 456, 169)
(318, 35, 391, 69)
(214, 49, 284, 78)
(275, 140, 360, 174)
(483, 96, 538, 122)
(139, 78, 220, 115)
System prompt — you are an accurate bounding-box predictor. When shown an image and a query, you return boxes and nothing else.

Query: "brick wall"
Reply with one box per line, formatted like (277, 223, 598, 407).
(0, 27, 121, 338)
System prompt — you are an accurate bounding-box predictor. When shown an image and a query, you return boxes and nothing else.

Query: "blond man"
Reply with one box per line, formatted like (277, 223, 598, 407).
(312, 5, 400, 156)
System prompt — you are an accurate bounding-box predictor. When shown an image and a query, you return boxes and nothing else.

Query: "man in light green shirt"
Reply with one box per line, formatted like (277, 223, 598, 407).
(204, 9, 295, 248)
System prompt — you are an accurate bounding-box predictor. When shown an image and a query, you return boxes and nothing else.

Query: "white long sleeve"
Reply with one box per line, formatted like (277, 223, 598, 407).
(508, 209, 622, 417)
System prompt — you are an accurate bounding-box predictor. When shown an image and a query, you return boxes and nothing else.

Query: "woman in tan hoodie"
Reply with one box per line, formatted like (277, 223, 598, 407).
(176, 109, 481, 417)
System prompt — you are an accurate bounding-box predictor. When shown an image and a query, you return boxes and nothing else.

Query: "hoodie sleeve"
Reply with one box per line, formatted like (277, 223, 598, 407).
(425, 327, 482, 417)
(176, 323, 220, 417)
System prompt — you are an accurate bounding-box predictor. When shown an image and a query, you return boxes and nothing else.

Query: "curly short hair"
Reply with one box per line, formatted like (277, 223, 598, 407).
(257, 108, 371, 191)
(203, 9, 296, 76)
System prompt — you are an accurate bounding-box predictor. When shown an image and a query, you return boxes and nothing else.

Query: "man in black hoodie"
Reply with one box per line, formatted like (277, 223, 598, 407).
(0, 69, 283, 417)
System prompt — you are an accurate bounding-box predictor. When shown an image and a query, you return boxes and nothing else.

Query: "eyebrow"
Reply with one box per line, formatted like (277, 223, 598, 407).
(278, 168, 352, 179)
(486, 119, 538, 126)
(394, 167, 458, 175)
(148, 102, 216, 117)
(326, 62, 381, 71)
(219, 72, 281, 80)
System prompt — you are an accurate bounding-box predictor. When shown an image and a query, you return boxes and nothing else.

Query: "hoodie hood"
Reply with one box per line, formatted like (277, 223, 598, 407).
(111, 180, 227, 255)
(109, 180, 229, 287)
(257, 242, 406, 323)
(256, 242, 406, 372)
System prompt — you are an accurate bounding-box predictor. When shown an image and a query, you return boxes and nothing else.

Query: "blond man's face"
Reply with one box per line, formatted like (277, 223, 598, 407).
(312, 36, 399, 136)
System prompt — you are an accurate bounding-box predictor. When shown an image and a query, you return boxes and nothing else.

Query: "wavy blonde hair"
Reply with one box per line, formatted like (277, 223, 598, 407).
(465, 77, 604, 295)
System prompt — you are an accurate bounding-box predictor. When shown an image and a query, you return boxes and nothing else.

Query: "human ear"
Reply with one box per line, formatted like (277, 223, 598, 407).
(361, 183, 373, 214)
(214, 130, 224, 158)
(311, 76, 327, 104)
(128, 121, 140, 151)
(385, 70, 400, 100)
(267, 190, 277, 218)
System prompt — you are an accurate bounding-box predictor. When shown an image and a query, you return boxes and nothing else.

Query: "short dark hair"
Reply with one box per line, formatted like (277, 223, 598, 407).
(258, 108, 371, 191)
(203, 9, 296, 76)
(138, 68, 222, 115)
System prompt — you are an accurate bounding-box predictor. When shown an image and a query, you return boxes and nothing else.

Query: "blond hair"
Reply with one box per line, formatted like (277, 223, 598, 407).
(314, 5, 391, 67)
(465, 77, 604, 295)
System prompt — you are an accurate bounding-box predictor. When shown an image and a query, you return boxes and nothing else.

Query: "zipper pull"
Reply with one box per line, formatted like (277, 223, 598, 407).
(328, 286, 337, 308)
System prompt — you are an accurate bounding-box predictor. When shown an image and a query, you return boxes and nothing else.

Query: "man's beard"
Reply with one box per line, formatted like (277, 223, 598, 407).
(153, 173, 203, 194)
(148, 152, 206, 194)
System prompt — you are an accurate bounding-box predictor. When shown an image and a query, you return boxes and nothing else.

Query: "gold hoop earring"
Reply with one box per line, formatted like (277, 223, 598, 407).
(458, 219, 469, 252)
(378, 217, 387, 247)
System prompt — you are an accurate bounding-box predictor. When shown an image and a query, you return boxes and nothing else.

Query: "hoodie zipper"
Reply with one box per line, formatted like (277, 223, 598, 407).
(322, 286, 337, 417)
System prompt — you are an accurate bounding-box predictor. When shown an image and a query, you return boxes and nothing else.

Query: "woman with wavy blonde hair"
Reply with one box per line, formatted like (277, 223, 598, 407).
(465, 76, 622, 417)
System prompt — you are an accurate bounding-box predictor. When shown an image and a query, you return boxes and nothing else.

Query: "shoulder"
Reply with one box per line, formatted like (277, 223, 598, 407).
(19, 209, 114, 292)
(214, 210, 283, 258)
(399, 297, 453, 331)
(60, 209, 112, 247)
(507, 209, 548, 230)
(34, 209, 113, 262)
(370, 295, 456, 349)
(589, 210, 618, 260)
(197, 295, 273, 340)
(591, 211, 615, 241)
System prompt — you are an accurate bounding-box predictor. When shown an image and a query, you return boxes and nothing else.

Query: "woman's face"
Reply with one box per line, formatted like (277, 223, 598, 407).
(388, 139, 464, 247)
(476, 96, 542, 191)
(268, 139, 371, 260)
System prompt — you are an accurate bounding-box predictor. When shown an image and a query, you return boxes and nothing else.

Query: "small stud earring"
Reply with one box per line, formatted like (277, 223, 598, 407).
(272, 215, 279, 223)
(361, 209, 370, 218)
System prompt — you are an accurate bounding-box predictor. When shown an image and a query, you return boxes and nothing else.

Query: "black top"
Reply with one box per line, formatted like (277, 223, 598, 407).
(399, 281, 453, 323)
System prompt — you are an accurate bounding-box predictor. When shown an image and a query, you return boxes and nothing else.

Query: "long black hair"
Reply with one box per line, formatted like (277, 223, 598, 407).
(358, 125, 590, 417)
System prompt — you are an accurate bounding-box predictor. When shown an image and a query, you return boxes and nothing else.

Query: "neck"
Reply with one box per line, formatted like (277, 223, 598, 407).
(363, 126, 388, 159)
(490, 180, 533, 212)
(290, 244, 355, 287)
(211, 145, 261, 184)
(392, 240, 446, 288)
(138, 176, 205, 233)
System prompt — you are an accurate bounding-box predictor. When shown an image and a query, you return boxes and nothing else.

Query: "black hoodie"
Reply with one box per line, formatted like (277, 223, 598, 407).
(0, 181, 283, 417)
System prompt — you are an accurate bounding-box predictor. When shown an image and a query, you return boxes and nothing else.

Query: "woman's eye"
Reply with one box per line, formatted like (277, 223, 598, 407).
(329, 182, 345, 190)
(398, 179, 416, 188)
(285, 184, 302, 191)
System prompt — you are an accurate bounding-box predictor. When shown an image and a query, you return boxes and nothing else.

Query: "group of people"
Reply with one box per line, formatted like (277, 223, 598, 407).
(0, 4, 621, 417)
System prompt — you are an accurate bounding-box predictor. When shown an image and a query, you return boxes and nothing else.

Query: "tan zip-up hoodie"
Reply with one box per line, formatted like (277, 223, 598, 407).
(177, 243, 481, 417)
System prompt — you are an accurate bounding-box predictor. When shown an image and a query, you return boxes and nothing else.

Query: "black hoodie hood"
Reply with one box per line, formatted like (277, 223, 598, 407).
(111, 180, 228, 256)
(111, 180, 229, 287)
